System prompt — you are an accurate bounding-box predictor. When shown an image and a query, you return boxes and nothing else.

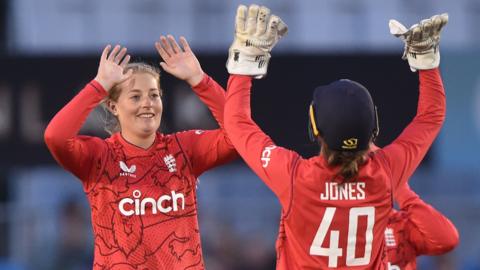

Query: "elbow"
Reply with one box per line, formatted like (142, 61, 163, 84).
(431, 100, 447, 126)
(428, 227, 460, 255)
(436, 97, 447, 126)
(437, 104, 447, 125)
(442, 227, 460, 252)
(43, 123, 62, 152)
(419, 108, 446, 129)
(432, 112, 446, 127)
(44, 125, 54, 147)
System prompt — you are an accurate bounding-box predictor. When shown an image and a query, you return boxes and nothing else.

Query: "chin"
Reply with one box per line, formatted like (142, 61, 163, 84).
(141, 125, 159, 135)
(140, 128, 156, 136)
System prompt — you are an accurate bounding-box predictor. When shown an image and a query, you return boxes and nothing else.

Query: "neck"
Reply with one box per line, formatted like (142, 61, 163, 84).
(120, 130, 156, 149)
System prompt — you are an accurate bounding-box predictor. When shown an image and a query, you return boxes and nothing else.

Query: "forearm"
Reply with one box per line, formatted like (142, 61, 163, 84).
(224, 75, 297, 202)
(406, 198, 459, 255)
(417, 69, 446, 124)
(44, 80, 106, 165)
(175, 129, 237, 177)
(224, 75, 267, 165)
(191, 74, 227, 129)
(194, 130, 238, 176)
(401, 68, 447, 142)
(383, 68, 446, 187)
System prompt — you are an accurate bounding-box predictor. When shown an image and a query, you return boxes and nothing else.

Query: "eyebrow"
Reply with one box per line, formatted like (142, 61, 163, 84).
(128, 88, 159, 94)
(128, 89, 141, 94)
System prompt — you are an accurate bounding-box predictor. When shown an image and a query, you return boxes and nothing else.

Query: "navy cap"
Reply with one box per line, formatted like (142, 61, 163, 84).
(310, 79, 377, 151)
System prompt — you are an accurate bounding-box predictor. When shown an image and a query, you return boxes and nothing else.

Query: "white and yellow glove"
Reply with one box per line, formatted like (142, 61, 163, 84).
(389, 13, 448, 72)
(226, 4, 288, 79)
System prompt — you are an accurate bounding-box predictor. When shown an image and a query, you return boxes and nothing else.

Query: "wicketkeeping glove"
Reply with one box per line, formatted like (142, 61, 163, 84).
(226, 4, 288, 79)
(389, 13, 448, 72)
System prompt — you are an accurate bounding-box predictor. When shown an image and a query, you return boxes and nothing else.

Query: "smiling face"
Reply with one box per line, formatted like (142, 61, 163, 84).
(108, 71, 163, 141)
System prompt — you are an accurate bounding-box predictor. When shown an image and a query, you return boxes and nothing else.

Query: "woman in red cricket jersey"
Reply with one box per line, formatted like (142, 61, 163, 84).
(44, 36, 236, 269)
(385, 182, 459, 270)
(223, 4, 449, 269)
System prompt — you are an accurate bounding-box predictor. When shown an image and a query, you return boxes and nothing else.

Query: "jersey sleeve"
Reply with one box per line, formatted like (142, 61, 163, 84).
(224, 75, 301, 207)
(396, 185, 459, 255)
(191, 74, 227, 129)
(44, 80, 107, 181)
(175, 129, 237, 177)
(191, 73, 235, 147)
(380, 68, 446, 189)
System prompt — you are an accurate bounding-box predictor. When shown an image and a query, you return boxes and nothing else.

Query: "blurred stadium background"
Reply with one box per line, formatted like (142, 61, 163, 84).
(0, 0, 479, 269)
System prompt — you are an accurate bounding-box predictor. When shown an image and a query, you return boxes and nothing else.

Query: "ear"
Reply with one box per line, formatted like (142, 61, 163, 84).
(106, 100, 118, 116)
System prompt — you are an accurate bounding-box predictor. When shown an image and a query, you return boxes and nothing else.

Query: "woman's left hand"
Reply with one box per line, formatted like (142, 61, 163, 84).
(155, 35, 204, 87)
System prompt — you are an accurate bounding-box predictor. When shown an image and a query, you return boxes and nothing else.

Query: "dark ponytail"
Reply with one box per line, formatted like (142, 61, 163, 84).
(321, 140, 367, 183)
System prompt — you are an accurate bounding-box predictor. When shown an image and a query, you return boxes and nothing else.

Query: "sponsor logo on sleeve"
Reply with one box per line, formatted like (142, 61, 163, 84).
(261, 145, 277, 168)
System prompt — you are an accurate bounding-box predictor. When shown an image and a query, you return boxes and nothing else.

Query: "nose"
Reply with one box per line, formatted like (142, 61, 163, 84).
(142, 95, 153, 107)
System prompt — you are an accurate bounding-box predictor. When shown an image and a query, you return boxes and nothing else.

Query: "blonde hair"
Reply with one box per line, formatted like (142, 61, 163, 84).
(102, 62, 162, 135)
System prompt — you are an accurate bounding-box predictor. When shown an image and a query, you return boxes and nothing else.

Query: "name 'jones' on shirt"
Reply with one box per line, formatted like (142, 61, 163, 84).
(320, 182, 366, 201)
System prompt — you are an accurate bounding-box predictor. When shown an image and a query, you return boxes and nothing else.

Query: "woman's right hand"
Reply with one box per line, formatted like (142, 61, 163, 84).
(94, 45, 133, 92)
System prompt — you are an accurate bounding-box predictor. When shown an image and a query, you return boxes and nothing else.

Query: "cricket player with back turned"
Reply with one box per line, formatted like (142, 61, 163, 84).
(224, 4, 449, 269)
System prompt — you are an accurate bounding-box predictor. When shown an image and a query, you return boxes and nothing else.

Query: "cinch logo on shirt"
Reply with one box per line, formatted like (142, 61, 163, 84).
(261, 145, 277, 168)
(385, 227, 396, 247)
(119, 190, 185, 216)
(119, 161, 137, 178)
(164, 154, 177, 172)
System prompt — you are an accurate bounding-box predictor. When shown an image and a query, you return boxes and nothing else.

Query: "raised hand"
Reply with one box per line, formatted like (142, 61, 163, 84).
(155, 35, 204, 87)
(389, 13, 448, 72)
(94, 45, 133, 91)
(226, 4, 288, 79)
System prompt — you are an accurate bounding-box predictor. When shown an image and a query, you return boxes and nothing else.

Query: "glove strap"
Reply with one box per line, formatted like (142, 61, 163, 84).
(406, 47, 440, 72)
(226, 48, 271, 79)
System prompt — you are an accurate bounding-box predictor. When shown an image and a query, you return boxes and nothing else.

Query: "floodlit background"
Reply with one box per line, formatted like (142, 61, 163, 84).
(0, 0, 479, 269)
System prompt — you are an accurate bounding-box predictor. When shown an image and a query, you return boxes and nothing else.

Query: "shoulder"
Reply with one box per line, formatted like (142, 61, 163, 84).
(171, 129, 215, 143)
(77, 135, 108, 148)
(103, 133, 123, 149)
(160, 131, 200, 148)
(294, 155, 325, 181)
(173, 129, 209, 137)
(363, 150, 391, 174)
(304, 155, 325, 166)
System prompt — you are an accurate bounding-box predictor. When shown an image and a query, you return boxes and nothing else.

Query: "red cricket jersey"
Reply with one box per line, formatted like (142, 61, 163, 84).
(385, 186, 459, 270)
(44, 75, 236, 270)
(224, 69, 446, 269)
